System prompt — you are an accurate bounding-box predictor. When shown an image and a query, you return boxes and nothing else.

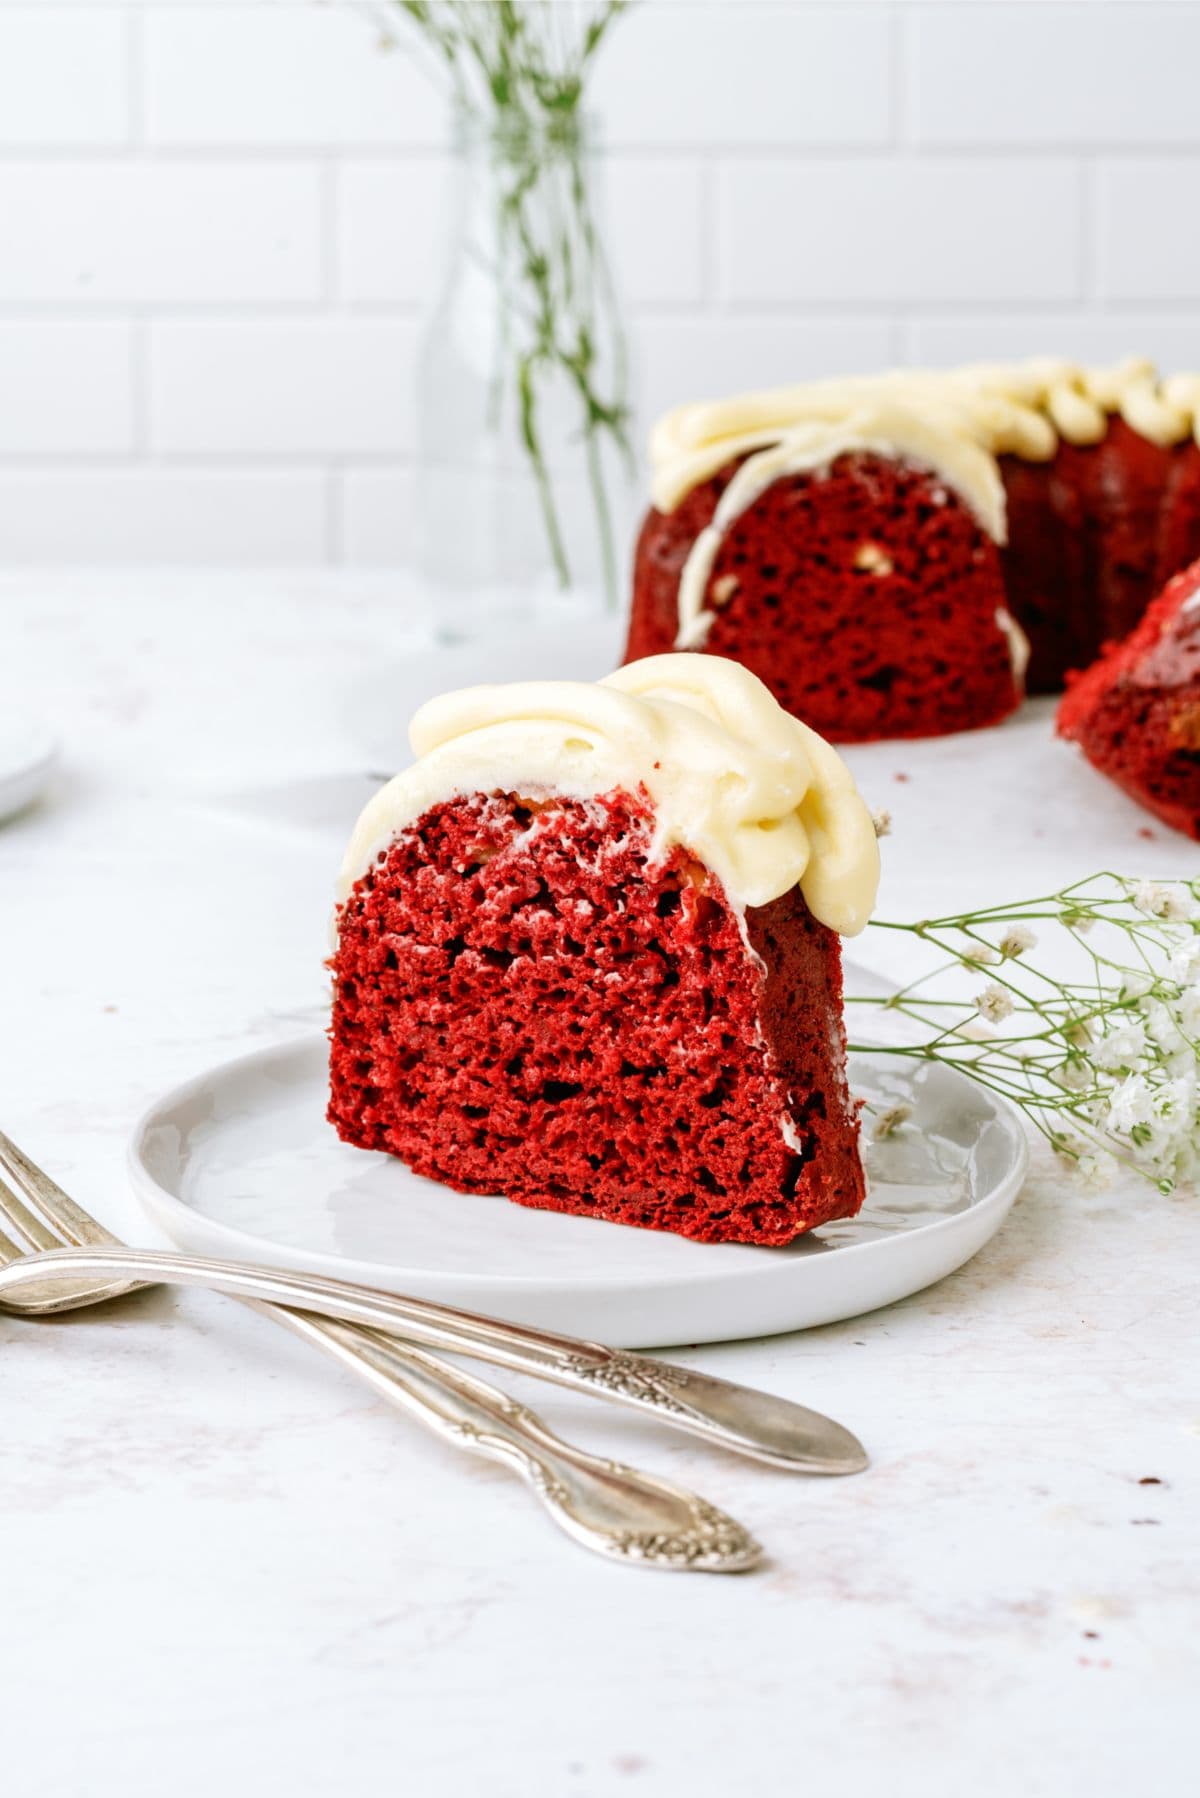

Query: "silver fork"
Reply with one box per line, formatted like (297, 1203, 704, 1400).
(6, 1136, 868, 1475)
(0, 1136, 761, 1573)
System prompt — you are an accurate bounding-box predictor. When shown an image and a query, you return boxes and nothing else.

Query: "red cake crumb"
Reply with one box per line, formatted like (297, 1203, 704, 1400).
(1058, 557, 1200, 840)
(625, 452, 1021, 743)
(328, 789, 865, 1245)
(1000, 422, 1200, 693)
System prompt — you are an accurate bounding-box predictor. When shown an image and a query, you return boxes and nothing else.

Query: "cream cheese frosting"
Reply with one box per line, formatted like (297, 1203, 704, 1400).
(337, 653, 881, 936)
(651, 356, 1200, 517)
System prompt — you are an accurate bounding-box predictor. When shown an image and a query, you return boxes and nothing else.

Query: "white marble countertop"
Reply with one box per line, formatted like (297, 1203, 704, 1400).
(2, 573, 1197, 1797)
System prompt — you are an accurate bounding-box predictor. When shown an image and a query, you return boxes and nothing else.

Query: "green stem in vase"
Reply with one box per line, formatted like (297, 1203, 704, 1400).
(517, 347, 571, 587)
(385, 0, 634, 601)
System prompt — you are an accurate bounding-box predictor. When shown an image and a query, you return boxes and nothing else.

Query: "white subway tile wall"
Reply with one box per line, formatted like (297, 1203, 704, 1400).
(150, 319, 422, 455)
(0, 0, 1197, 565)
(0, 162, 325, 305)
(718, 158, 1084, 304)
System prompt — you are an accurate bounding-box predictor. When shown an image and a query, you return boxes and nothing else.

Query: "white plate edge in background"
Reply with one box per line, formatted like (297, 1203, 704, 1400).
(0, 709, 58, 824)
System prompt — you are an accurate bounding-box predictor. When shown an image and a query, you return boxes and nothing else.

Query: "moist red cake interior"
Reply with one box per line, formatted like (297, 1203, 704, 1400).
(1058, 557, 1200, 840)
(625, 451, 1020, 743)
(328, 788, 864, 1245)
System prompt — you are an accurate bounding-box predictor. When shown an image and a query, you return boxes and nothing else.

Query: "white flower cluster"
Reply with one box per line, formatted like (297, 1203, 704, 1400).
(856, 875, 1200, 1196)
(1073, 929, 1200, 1193)
(975, 983, 1014, 1024)
(1133, 880, 1194, 923)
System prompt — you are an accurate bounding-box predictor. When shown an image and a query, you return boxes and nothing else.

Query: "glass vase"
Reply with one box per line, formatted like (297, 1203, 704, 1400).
(415, 107, 637, 635)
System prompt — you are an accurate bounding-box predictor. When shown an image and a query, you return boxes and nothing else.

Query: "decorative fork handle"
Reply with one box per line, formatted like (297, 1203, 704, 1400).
(3, 1245, 866, 1474)
(261, 1307, 760, 1573)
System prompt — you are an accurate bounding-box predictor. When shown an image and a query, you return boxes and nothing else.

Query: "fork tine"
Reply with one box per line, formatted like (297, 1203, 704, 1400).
(0, 1129, 121, 1249)
(0, 1171, 64, 1253)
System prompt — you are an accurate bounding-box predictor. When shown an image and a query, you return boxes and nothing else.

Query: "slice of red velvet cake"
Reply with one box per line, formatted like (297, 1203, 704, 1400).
(626, 401, 1025, 743)
(1058, 557, 1200, 840)
(328, 654, 881, 1245)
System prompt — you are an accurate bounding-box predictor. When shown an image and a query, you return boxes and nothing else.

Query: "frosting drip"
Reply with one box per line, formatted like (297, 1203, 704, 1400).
(338, 653, 881, 936)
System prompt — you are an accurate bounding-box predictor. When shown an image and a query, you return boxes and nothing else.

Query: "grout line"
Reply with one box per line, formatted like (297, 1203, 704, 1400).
(3, 142, 1200, 164)
(0, 143, 451, 164)
(42, 295, 1149, 324)
(0, 450, 421, 470)
(2, 0, 331, 6)
(5, 298, 1200, 328)
(0, 301, 429, 321)
(707, 296, 1144, 319)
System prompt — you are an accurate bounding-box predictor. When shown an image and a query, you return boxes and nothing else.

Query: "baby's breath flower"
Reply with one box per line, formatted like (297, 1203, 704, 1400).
(1000, 925, 1037, 958)
(975, 984, 1014, 1024)
(1092, 1021, 1148, 1072)
(1119, 971, 1154, 1002)
(871, 809, 892, 839)
(1061, 908, 1096, 935)
(1168, 942, 1200, 985)
(1180, 986, 1200, 1038)
(1133, 880, 1194, 922)
(1053, 1133, 1086, 1168)
(1134, 880, 1168, 916)
(1052, 1059, 1092, 1093)
(1104, 1073, 1155, 1134)
(1076, 1150, 1118, 1191)
(1154, 1073, 1196, 1122)
(961, 943, 1000, 967)
(1139, 997, 1189, 1061)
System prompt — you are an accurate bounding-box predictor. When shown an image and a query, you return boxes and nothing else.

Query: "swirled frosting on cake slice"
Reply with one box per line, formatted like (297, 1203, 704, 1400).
(337, 653, 880, 935)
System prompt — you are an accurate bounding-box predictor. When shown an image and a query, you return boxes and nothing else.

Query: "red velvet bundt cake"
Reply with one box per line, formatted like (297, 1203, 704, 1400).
(328, 655, 881, 1246)
(627, 403, 1022, 743)
(1057, 556, 1200, 840)
(628, 359, 1200, 731)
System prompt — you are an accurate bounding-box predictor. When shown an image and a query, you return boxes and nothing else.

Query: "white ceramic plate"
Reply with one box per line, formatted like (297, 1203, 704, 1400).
(129, 1034, 1028, 1348)
(0, 709, 57, 824)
